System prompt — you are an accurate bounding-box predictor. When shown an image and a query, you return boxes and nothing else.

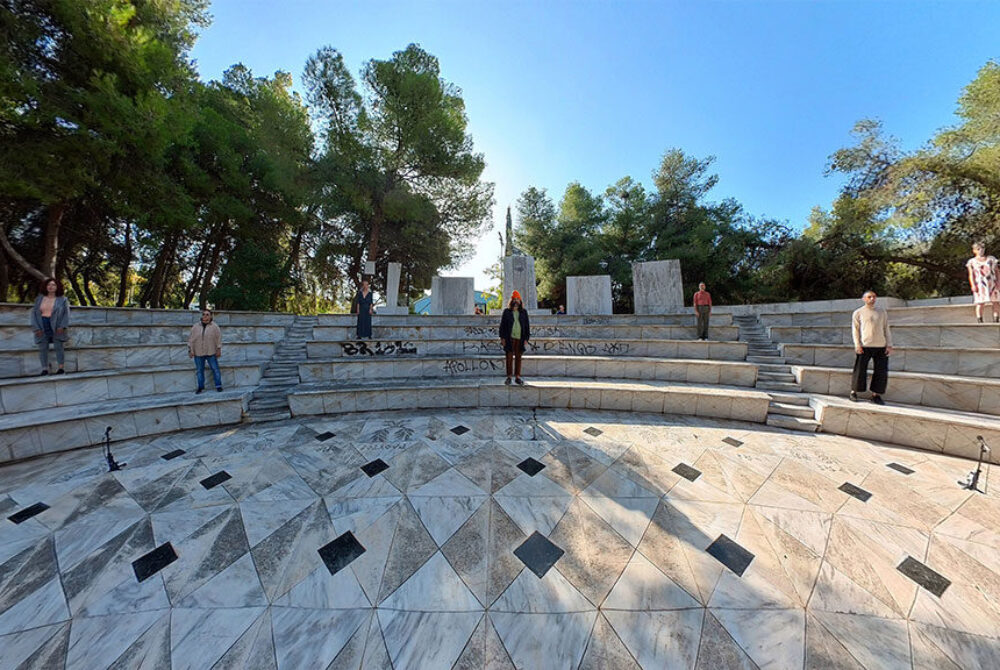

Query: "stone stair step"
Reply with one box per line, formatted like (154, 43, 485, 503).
(246, 410, 292, 422)
(756, 363, 791, 373)
(756, 381, 802, 392)
(768, 402, 816, 419)
(766, 415, 820, 432)
(758, 372, 797, 382)
(767, 391, 811, 406)
(747, 356, 786, 364)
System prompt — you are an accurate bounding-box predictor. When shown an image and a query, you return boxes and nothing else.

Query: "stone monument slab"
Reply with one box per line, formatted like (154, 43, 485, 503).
(430, 276, 475, 315)
(379, 262, 408, 315)
(503, 255, 538, 310)
(567, 275, 612, 315)
(633, 260, 685, 314)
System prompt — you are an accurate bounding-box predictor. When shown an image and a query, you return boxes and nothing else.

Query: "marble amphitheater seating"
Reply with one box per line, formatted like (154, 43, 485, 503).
(0, 305, 293, 463)
(744, 299, 1000, 464)
(288, 313, 772, 426)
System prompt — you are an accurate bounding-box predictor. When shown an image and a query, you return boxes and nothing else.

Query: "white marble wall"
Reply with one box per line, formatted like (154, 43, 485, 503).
(310, 324, 739, 345)
(430, 277, 475, 315)
(770, 325, 1000, 348)
(780, 344, 1000, 378)
(567, 276, 613, 315)
(632, 260, 685, 314)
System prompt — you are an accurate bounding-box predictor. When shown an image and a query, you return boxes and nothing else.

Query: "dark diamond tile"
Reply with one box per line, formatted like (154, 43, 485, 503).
(898, 556, 950, 597)
(200, 471, 232, 490)
(451, 425, 471, 436)
(514, 531, 564, 578)
(8, 502, 49, 524)
(315, 431, 336, 441)
(886, 462, 915, 475)
(161, 449, 186, 460)
(132, 543, 179, 582)
(838, 482, 872, 502)
(318, 531, 367, 576)
(706, 534, 755, 577)
(583, 427, 603, 437)
(672, 463, 701, 482)
(517, 457, 546, 477)
(361, 459, 389, 477)
(722, 437, 744, 448)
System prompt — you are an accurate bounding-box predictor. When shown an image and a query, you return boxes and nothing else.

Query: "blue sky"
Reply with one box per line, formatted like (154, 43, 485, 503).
(190, 0, 1000, 288)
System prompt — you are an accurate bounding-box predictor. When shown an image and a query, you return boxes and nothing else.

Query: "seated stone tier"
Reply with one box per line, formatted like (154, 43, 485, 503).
(760, 303, 975, 327)
(792, 365, 1000, 416)
(779, 343, 1000, 378)
(0, 341, 274, 379)
(312, 324, 739, 343)
(0, 362, 262, 415)
(316, 312, 734, 327)
(812, 395, 1000, 465)
(0, 389, 250, 463)
(0, 303, 296, 326)
(299, 356, 758, 387)
(287, 377, 770, 424)
(0, 324, 288, 350)
(307, 338, 746, 361)
(769, 324, 1000, 349)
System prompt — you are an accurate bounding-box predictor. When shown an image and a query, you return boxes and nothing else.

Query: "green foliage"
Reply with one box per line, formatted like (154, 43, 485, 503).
(209, 241, 286, 311)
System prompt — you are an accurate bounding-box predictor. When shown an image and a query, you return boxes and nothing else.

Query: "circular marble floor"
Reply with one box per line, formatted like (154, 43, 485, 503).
(1, 409, 998, 669)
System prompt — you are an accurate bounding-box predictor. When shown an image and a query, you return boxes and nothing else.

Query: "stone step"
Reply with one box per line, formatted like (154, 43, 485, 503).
(768, 402, 816, 419)
(766, 414, 820, 432)
(767, 391, 811, 406)
(249, 399, 290, 411)
(758, 372, 797, 382)
(757, 363, 791, 373)
(756, 380, 802, 392)
(246, 410, 292, 422)
(747, 356, 786, 364)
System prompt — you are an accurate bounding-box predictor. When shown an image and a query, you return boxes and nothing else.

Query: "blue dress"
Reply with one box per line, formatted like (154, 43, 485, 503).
(356, 290, 373, 339)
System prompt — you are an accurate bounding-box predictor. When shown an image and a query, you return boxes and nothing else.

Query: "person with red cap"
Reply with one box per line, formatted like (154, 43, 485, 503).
(498, 290, 530, 385)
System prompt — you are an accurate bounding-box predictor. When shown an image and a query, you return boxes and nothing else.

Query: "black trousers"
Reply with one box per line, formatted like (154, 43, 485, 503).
(696, 305, 710, 339)
(851, 347, 888, 394)
(504, 339, 524, 378)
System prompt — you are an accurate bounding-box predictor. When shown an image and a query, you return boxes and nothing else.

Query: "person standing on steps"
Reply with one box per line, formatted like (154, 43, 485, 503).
(30, 277, 70, 376)
(354, 278, 374, 339)
(850, 290, 892, 405)
(966, 241, 1000, 323)
(499, 290, 530, 385)
(693, 282, 712, 340)
(188, 309, 223, 393)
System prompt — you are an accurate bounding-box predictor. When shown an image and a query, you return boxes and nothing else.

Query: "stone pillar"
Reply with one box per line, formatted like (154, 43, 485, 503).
(632, 259, 685, 314)
(430, 276, 475, 315)
(364, 260, 376, 276)
(566, 275, 612, 315)
(503, 255, 538, 310)
(379, 262, 408, 315)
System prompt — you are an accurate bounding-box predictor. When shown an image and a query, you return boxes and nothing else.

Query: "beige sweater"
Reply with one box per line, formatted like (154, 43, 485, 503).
(188, 322, 222, 357)
(852, 305, 892, 348)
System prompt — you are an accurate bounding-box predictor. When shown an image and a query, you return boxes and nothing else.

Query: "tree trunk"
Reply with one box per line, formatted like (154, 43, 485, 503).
(272, 223, 305, 310)
(81, 267, 98, 306)
(42, 202, 66, 277)
(117, 220, 132, 307)
(367, 205, 383, 275)
(67, 271, 88, 306)
(183, 237, 212, 308)
(0, 246, 8, 302)
(144, 233, 178, 308)
(198, 227, 228, 309)
(0, 225, 46, 282)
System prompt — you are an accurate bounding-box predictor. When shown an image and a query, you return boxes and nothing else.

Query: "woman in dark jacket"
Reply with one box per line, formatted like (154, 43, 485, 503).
(29, 277, 71, 375)
(354, 279, 374, 339)
(498, 291, 530, 385)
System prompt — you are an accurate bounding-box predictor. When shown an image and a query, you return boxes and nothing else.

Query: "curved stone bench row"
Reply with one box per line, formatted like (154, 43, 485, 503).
(779, 343, 1000, 378)
(0, 362, 262, 415)
(0, 389, 250, 463)
(0, 342, 274, 379)
(299, 356, 758, 387)
(312, 324, 739, 342)
(792, 365, 1000, 416)
(0, 324, 288, 350)
(760, 303, 976, 327)
(0, 303, 296, 326)
(307, 338, 747, 361)
(287, 378, 771, 423)
(315, 313, 735, 327)
(812, 395, 1000, 465)
(769, 324, 1000, 348)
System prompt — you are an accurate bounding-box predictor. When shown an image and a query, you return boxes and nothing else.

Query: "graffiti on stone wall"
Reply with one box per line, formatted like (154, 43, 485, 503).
(341, 340, 418, 357)
(442, 359, 503, 374)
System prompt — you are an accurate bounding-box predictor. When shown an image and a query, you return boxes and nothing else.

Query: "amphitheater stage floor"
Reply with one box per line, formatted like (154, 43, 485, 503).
(1, 409, 998, 669)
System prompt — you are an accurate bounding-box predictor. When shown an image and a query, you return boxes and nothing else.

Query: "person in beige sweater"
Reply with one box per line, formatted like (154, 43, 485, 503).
(850, 290, 893, 405)
(188, 309, 223, 393)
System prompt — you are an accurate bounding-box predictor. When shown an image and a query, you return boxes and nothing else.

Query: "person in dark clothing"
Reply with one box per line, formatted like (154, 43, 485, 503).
(30, 277, 70, 375)
(498, 291, 530, 385)
(355, 279, 374, 339)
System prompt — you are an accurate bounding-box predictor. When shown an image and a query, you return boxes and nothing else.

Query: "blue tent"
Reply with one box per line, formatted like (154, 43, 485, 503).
(409, 290, 495, 315)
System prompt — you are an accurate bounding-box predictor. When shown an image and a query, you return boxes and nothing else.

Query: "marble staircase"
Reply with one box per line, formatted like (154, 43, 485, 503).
(247, 315, 318, 421)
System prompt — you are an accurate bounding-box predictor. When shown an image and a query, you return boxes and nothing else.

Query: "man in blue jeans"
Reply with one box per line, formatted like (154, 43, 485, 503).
(187, 309, 223, 393)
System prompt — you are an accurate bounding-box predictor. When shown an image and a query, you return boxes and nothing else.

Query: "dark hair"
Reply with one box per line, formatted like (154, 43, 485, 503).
(508, 296, 521, 310)
(38, 277, 64, 296)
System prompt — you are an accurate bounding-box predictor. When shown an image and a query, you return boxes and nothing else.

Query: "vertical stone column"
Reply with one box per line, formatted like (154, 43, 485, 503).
(566, 275, 613, 315)
(379, 262, 408, 314)
(633, 260, 684, 314)
(430, 276, 475, 315)
(503, 255, 539, 310)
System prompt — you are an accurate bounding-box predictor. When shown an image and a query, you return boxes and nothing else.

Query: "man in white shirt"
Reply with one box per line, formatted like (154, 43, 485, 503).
(850, 290, 893, 405)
